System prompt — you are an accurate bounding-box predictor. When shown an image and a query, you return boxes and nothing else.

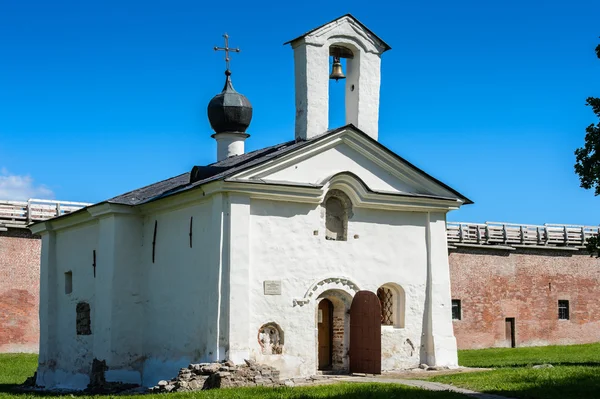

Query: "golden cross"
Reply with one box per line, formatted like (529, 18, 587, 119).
(214, 33, 240, 71)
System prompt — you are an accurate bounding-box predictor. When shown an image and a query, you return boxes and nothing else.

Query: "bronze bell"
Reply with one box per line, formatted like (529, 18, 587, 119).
(329, 56, 346, 81)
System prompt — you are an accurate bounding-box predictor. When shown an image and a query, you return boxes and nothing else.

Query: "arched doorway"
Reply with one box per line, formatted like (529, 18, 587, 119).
(317, 299, 333, 369)
(316, 289, 352, 372)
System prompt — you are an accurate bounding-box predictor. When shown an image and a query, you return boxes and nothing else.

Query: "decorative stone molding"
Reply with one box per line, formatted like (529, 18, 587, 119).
(292, 298, 310, 307)
(293, 276, 360, 307)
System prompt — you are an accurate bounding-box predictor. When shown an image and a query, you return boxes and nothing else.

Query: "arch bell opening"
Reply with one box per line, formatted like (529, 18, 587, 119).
(328, 43, 358, 129)
(315, 289, 352, 373)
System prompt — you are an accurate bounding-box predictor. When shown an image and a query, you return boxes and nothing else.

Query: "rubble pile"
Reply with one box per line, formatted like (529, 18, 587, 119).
(149, 359, 282, 392)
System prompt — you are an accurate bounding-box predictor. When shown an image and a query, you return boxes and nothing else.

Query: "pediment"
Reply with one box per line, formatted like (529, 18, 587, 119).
(228, 126, 470, 205)
(285, 14, 391, 54)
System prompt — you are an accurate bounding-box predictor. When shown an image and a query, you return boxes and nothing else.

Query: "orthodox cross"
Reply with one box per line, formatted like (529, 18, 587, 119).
(214, 33, 240, 71)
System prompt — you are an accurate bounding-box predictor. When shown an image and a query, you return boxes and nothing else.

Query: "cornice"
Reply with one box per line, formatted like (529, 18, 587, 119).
(28, 202, 138, 234)
(86, 202, 138, 218)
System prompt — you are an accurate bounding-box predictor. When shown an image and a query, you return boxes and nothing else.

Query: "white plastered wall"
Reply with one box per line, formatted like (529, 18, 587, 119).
(36, 221, 99, 389)
(98, 213, 144, 385)
(245, 198, 431, 377)
(139, 196, 222, 386)
(263, 143, 416, 193)
(422, 212, 458, 366)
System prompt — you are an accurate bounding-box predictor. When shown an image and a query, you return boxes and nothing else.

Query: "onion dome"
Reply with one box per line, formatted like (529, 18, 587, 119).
(207, 70, 252, 134)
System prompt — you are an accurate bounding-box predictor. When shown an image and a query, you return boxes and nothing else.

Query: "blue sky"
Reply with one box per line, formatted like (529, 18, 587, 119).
(0, 0, 598, 225)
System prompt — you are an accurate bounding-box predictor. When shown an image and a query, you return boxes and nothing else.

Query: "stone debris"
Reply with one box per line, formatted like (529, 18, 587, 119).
(411, 364, 451, 372)
(427, 366, 450, 371)
(532, 364, 554, 369)
(149, 360, 284, 392)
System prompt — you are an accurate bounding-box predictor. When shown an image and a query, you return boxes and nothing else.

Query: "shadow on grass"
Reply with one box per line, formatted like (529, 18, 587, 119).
(0, 382, 471, 399)
(434, 366, 600, 399)
(465, 361, 600, 369)
(484, 372, 600, 399)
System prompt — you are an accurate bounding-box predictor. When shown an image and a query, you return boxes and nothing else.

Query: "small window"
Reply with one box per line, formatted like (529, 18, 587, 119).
(325, 197, 346, 240)
(377, 287, 394, 325)
(324, 189, 352, 241)
(376, 284, 406, 328)
(76, 302, 92, 335)
(452, 299, 462, 320)
(64, 271, 72, 294)
(558, 300, 570, 320)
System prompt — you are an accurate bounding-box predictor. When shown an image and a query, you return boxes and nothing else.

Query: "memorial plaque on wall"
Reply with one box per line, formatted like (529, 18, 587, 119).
(263, 280, 282, 295)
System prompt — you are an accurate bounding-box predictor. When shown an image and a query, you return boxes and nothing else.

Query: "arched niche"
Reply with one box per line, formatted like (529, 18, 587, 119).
(257, 322, 284, 355)
(323, 189, 354, 241)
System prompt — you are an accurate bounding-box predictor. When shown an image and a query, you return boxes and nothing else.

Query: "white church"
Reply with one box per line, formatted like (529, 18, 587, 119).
(31, 15, 471, 389)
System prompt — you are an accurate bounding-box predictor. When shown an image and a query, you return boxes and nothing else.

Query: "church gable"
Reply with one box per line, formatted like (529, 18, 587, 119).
(229, 126, 470, 204)
(284, 14, 391, 54)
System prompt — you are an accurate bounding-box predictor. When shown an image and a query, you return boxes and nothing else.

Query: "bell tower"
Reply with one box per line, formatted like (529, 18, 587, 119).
(286, 14, 391, 141)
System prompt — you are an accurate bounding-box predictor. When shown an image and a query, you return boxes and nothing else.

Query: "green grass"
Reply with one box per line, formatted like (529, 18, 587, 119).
(0, 354, 464, 399)
(457, 342, 600, 368)
(430, 343, 600, 399)
(0, 354, 38, 388)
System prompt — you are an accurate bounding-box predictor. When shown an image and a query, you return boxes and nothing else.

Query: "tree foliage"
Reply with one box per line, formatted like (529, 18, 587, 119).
(574, 42, 600, 257)
(574, 96, 600, 196)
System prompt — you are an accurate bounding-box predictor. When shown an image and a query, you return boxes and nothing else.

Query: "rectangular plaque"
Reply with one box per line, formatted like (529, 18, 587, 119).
(263, 280, 282, 295)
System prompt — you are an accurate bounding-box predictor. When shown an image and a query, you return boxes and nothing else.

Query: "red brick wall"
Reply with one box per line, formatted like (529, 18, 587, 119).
(0, 228, 40, 353)
(449, 247, 600, 349)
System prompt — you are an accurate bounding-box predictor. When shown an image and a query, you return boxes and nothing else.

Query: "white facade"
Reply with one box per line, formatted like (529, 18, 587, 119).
(30, 15, 467, 390)
(31, 127, 465, 389)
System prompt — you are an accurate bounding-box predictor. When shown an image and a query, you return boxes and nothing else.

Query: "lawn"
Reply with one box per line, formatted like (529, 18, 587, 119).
(0, 353, 464, 399)
(430, 343, 600, 399)
(4, 344, 600, 399)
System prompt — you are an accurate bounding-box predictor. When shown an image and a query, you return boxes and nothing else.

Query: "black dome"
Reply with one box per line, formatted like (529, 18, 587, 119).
(207, 71, 252, 134)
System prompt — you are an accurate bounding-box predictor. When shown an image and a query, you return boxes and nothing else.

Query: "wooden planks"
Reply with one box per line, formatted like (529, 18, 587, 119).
(0, 198, 91, 228)
(447, 221, 599, 248)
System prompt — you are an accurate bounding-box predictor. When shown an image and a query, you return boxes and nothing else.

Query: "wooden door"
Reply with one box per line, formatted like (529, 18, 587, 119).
(349, 291, 381, 374)
(505, 318, 515, 348)
(318, 299, 333, 369)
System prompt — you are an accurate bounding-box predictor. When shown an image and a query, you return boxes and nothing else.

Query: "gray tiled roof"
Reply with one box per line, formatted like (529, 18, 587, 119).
(107, 173, 191, 206)
(107, 134, 315, 205)
(107, 125, 473, 206)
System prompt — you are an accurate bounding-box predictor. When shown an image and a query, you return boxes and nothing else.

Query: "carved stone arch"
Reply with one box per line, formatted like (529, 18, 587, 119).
(300, 276, 360, 305)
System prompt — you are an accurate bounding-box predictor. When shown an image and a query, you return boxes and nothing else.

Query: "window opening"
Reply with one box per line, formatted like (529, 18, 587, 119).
(324, 189, 352, 241)
(452, 299, 462, 320)
(64, 271, 72, 295)
(325, 197, 345, 240)
(377, 287, 394, 325)
(76, 302, 92, 335)
(558, 300, 570, 320)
